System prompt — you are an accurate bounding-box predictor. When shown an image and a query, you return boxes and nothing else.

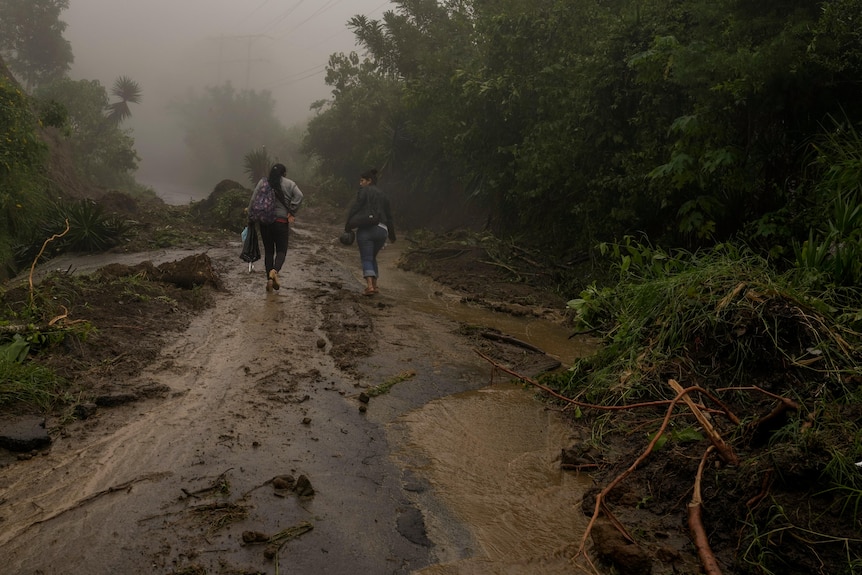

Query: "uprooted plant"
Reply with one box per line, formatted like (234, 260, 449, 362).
(528, 238, 862, 575)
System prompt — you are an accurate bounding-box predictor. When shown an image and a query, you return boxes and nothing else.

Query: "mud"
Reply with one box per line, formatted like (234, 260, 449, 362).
(0, 213, 597, 574)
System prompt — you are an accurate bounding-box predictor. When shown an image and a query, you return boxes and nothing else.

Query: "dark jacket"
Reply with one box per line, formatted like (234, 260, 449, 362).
(345, 185, 396, 242)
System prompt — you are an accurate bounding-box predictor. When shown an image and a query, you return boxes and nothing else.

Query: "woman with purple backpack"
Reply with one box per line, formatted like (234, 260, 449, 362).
(247, 163, 303, 292)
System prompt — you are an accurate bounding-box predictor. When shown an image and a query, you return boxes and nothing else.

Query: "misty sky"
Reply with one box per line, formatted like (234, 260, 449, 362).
(62, 0, 391, 191)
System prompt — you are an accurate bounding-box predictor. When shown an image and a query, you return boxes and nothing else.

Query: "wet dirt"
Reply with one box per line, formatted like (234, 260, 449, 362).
(0, 213, 601, 574)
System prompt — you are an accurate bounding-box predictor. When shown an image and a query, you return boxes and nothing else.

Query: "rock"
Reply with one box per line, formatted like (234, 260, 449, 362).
(73, 402, 98, 420)
(294, 474, 315, 498)
(242, 530, 269, 543)
(272, 475, 295, 490)
(0, 416, 51, 452)
(397, 506, 431, 546)
(591, 521, 653, 575)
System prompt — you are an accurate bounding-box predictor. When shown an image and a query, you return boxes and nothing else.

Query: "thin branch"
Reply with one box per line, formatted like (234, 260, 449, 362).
(689, 446, 723, 575)
(29, 219, 70, 306)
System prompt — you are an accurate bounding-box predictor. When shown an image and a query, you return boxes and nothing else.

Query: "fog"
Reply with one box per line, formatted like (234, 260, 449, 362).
(63, 0, 390, 198)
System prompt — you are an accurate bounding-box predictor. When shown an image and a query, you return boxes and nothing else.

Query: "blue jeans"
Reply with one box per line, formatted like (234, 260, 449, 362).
(356, 225, 387, 278)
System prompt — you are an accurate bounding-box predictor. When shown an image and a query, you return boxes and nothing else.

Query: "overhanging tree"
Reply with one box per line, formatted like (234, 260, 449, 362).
(0, 0, 73, 91)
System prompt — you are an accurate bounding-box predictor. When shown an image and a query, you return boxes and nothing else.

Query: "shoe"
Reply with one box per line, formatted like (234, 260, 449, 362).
(269, 269, 280, 290)
(362, 287, 376, 296)
(266, 278, 273, 293)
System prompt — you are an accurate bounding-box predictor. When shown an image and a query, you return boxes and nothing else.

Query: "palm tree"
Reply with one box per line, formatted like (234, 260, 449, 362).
(243, 147, 273, 185)
(106, 75, 142, 125)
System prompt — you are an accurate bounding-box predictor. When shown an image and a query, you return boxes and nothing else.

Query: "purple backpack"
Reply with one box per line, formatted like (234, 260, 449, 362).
(249, 178, 277, 224)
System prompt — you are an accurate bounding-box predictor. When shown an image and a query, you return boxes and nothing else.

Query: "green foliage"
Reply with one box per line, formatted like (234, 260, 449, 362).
(305, 0, 862, 257)
(0, 77, 46, 175)
(13, 200, 132, 265)
(560, 238, 860, 402)
(0, 333, 30, 362)
(0, 0, 73, 90)
(210, 188, 251, 233)
(792, 115, 862, 288)
(33, 78, 140, 187)
(53, 199, 132, 253)
(0, 74, 51, 276)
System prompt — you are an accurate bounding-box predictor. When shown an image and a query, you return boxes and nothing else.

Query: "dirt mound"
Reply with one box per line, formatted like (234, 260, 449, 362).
(398, 230, 571, 321)
(0, 254, 219, 409)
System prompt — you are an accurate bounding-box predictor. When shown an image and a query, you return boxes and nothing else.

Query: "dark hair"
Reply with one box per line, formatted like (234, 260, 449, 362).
(360, 168, 378, 184)
(268, 163, 287, 190)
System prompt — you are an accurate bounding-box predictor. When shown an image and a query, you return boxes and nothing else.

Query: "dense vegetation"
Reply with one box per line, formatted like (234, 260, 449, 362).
(304, 0, 862, 259)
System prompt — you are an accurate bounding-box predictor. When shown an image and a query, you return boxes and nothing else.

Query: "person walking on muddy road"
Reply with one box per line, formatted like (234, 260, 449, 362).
(247, 162, 303, 292)
(345, 168, 396, 296)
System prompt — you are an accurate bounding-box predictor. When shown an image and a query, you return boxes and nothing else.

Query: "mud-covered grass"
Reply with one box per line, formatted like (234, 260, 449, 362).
(0, 252, 222, 417)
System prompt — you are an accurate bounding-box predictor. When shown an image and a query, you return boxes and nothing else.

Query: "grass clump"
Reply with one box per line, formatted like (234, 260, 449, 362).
(0, 354, 67, 411)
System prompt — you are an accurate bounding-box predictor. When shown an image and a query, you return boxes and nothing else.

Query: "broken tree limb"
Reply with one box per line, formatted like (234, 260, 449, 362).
(689, 446, 724, 575)
(474, 349, 728, 417)
(22, 472, 171, 535)
(480, 330, 546, 354)
(668, 379, 739, 466)
(576, 388, 692, 561)
(29, 219, 70, 306)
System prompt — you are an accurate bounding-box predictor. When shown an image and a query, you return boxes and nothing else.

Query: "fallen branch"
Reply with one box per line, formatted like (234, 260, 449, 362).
(29, 219, 70, 307)
(475, 350, 732, 419)
(575, 386, 714, 566)
(745, 470, 773, 509)
(22, 472, 171, 534)
(689, 446, 723, 575)
(669, 379, 739, 465)
(480, 331, 547, 354)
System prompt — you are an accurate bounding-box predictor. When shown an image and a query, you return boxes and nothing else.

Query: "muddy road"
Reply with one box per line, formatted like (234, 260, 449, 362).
(0, 217, 596, 574)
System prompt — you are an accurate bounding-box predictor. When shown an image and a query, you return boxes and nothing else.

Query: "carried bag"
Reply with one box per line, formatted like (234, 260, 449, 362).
(248, 179, 277, 224)
(240, 222, 260, 263)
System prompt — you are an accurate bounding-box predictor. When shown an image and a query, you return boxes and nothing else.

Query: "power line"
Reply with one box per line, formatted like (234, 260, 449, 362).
(262, 0, 305, 36)
(236, 0, 272, 28)
(288, 0, 343, 33)
(207, 35, 270, 88)
(265, 63, 328, 89)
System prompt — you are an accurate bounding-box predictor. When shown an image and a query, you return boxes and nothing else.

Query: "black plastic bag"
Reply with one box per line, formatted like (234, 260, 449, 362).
(240, 222, 260, 263)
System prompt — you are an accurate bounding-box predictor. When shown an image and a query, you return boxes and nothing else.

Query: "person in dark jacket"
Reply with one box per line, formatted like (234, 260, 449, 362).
(344, 168, 396, 295)
(248, 163, 303, 292)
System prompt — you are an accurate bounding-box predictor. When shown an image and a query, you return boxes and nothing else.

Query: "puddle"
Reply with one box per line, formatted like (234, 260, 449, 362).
(364, 243, 602, 572)
(392, 382, 592, 573)
(366, 244, 599, 367)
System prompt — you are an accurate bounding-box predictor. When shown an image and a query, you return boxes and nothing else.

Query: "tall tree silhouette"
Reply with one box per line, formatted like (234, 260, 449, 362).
(106, 75, 141, 125)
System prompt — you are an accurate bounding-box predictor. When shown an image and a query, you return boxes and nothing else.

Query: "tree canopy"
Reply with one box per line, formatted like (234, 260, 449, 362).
(0, 0, 73, 90)
(304, 0, 862, 256)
